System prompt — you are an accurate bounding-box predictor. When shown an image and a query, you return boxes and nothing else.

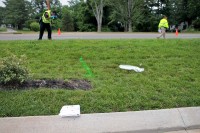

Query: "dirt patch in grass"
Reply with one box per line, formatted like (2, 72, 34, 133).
(0, 79, 92, 90)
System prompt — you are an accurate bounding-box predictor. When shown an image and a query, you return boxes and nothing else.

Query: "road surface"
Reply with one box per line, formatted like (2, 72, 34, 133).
(0, 32, 199, 40)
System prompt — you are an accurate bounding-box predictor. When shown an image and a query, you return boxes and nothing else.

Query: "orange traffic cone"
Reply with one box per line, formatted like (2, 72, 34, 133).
(175, 29, 178, 37)
(58, 28, 61, 35)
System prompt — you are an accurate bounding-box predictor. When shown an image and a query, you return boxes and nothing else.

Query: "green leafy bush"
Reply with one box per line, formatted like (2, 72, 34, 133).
(0, 55, 29, 85)
(102, 26, 111, 32)
(30, 22, 40, 32)
(25, 19, 36, 29)
(0, 27, 7, 32)
(22, 28, 30, 31)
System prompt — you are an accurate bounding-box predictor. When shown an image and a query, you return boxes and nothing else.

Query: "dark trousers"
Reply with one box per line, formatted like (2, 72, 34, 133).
(39, 22, 52, 40)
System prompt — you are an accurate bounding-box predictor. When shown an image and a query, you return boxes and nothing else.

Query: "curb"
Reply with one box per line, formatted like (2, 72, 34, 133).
(0, 32, 22, 34)
(0, 107, 200, 133)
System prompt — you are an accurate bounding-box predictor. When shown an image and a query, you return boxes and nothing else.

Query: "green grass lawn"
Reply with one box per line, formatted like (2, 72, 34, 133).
(0, 39, 200, 117)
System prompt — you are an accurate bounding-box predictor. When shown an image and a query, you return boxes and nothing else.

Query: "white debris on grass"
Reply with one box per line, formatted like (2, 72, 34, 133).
(119, 65, 144, 72)
(59, 105, 80, 117)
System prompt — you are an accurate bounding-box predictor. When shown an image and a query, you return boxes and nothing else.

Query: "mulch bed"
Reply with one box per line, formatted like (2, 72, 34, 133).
(0, 79, 92, 90)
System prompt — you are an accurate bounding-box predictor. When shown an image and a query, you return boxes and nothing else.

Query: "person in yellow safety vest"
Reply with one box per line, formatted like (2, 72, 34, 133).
(157, 15, 169, 39)
(38, 0, 57, 40)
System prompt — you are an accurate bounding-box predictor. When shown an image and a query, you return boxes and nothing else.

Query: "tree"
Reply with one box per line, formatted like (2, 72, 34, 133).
(134, 0, 159, 32)
(31, 0, 62, 13)
(68, 0, 96, 31)
(127, 0, 137, 32)
(167, 0, 200, 26)
(61, 6, 74, 31)
(188, 0, 200, 19)
(109, 0, 143, 32)
(88, 0, 104, 32)
(31, 0, 46, 13)
(4, 0, 31, 29)
(0, 7, 6, 25)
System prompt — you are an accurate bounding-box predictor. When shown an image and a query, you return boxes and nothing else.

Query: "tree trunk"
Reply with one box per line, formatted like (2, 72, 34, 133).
(128, 20, 132, 32)
(97, 19, 102, 32)
(97, 0, 103, 32)
(127, 0, 132, 32)
(124, 21, 128, 32)
(18, 24, 23, 30)
(90, 0, 104, 32)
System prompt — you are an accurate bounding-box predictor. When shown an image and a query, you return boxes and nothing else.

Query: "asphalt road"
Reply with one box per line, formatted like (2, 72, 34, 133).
(0, 32, 200, 40)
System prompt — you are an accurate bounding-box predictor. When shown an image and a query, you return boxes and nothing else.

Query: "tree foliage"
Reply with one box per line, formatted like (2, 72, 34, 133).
(68, 0, 96, 31)
(61, 6, 74, 31)
(0, 7, 5, 25)
(3, 0, 31, 29)
(1, 0, 200, 31)
(87, 0, 105, 32)
(109, 0, 144, 32)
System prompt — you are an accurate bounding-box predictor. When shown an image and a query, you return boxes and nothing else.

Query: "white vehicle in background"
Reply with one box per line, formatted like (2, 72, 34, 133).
(169, 21, 188, 32)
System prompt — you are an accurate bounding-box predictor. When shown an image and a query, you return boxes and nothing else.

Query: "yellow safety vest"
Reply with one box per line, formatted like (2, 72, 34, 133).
(158, 18, 169, 28)
(42, 10, 51, 23)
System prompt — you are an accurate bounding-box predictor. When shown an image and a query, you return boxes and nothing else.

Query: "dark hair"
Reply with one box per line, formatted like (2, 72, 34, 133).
(163, 15, 167, 18)
(52, 11, 57, 15)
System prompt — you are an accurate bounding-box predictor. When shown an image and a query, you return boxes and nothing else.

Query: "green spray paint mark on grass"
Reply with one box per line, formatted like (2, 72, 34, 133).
(79, 56, 93, 77)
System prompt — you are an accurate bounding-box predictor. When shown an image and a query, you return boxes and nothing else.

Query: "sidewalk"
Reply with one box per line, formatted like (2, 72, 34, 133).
(0, 107, 199, 133)
(166, 129, 200, 133)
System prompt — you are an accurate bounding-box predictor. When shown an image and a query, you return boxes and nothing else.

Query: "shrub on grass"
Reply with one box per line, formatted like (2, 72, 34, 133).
(0, 55, 29, 85)
(22, 28, 30, 31)
(0, 27, 6, 32)
(30, 22, 40, 32)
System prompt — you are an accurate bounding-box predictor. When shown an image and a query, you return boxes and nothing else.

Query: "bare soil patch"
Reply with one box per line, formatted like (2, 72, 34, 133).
(0, 79, 92, 90)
